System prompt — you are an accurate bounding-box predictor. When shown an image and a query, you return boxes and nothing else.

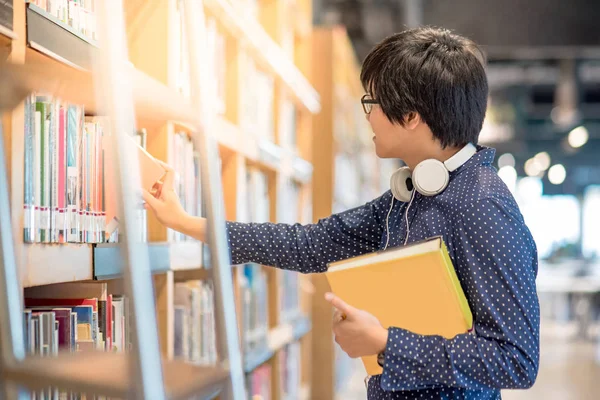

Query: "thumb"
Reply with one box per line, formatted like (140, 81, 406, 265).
(325, 292, 356, 318)
(155, 159, 175, 190)
(142, 189, 161, 210)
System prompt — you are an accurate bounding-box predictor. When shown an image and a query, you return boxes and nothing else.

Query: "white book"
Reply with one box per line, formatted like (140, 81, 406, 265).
(34, 110, 42, 243)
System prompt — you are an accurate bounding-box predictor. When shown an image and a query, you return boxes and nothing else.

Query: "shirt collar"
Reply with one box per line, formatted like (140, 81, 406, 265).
(449, 144, 496, 176)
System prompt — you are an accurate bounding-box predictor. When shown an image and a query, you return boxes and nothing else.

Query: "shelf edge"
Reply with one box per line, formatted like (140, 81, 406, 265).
(0, 23, 17, 40)
(23, 244, 94, 288)
(28, 41, 87, 72)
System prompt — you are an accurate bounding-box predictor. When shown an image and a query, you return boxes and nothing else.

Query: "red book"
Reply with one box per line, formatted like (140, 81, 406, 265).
(25, 297, 98, 311)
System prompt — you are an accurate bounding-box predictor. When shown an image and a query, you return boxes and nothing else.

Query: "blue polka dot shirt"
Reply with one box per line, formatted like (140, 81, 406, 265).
(227, 146, 540, 400)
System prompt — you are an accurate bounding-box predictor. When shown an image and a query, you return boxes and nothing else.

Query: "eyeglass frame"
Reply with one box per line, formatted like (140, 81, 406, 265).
(361, 94, 378, 114)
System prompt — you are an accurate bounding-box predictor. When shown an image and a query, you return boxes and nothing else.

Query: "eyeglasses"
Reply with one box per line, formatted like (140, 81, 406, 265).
(361, 94, 378, 114)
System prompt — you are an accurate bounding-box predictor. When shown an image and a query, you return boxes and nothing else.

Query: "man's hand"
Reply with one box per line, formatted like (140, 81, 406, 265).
(325, 292, 388, 359)
(142, 160, 188, 231)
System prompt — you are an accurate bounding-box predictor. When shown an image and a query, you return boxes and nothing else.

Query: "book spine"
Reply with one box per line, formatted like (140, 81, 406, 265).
(36, 99, 46, 243)
(23, 94, 34, 243)
(34, 108, 42, 243)
(57, 102, 66, 243)
(49, 99, 57, 243)
(66, 105, 77, 242)
(76, 107, 83, 243)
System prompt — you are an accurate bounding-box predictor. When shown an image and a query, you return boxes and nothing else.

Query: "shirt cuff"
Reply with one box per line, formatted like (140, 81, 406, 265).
(225, 221, 254, 265)
(380, 327, 432, 391)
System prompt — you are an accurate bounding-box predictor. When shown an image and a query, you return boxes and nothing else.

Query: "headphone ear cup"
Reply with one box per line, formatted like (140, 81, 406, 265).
(390, 167, 413, 202)
(412, 159, 450, 196)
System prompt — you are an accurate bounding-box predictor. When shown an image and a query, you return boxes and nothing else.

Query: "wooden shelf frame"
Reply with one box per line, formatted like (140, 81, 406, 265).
(22, 244, 94, 288)
(2, 0, 318, 398)
(0, 22, 16, 40)
(4, 350, 230, 399)
(310, 26, 393, 399)
(94, 241, 205, 280)
(204, 0, 320, 114)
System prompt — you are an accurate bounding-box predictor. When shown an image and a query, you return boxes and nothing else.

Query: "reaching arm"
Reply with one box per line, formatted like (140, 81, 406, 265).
(225, 191, 392, 273)
(142, 161, 394, 273)
(380, 197, 540, 391)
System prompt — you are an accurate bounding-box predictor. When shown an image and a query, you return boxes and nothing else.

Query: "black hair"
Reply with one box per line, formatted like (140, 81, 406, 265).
(360, 26, 488, 148)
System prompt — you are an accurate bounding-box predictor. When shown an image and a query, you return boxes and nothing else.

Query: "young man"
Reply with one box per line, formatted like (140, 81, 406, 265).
(143, 26, 540, 400)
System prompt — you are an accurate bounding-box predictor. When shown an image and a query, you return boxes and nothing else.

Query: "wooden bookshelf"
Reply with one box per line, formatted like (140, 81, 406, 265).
(22, 244, 94, 288)
(2, 0, 319, 398)
(0, 23, 16, 42)
(309, 25, 398, 399)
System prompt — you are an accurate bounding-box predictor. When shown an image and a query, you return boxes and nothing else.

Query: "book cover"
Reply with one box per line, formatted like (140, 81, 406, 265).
(325, 236, 473, 375)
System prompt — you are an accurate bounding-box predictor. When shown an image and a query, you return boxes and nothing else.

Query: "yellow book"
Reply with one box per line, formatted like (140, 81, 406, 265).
(325, 236, 473, 376)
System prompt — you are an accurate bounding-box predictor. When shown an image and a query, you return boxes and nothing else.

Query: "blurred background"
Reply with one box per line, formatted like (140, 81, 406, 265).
(324, 0, 600, 399)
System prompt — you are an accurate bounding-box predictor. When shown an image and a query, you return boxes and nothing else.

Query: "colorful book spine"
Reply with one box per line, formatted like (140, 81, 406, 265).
(23, 95, 36, 243)
(24, 96, 151, 244)
(22, 290, 125, 399)
(29, 0, 98, 41)
(66, 105, 79, 242)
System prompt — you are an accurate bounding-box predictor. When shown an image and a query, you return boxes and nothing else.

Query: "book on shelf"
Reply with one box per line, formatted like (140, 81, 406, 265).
(277, 178, 302, 324)
(239, 52, 275, 142)
(23, 94, 165, 244)
(27, 0, 98, 41)
(278, 96, 297, 152)
(173, 280, 217, 365)
(0, 0, 13, 31)
(279, 342, 301, 400)
(173, 5, 225, 113)
(246, 363, 272, 400)
(239, 263, 269, 354)
(325, 236, 474, 376)
(23, 282, 131, 399)
(206, 16, 226, 115)
(166, 130, 203, 243)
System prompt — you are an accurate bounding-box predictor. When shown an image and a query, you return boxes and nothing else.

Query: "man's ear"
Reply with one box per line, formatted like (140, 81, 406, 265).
(404, 112, 422, 130)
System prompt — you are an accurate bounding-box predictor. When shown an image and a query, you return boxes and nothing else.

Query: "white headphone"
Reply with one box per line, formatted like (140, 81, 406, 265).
(390, 142, 477, 202)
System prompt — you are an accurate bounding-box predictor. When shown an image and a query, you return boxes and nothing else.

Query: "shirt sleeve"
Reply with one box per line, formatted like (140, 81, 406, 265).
(225, 191, 394, 273)
(380, 197, 540, 391)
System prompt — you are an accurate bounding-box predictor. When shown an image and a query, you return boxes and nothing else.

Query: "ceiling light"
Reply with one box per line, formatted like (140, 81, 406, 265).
(498, 166, 517, 193)
(568, 126, 589, 148)
(534, 152, 551, 171)
(548, 164, 566, 185)
(498, 153, 515, 168)
(524, 158, 543, 177)
(517, 177, 543, 199)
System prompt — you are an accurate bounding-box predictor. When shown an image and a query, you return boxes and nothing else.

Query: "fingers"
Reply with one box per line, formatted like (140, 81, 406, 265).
(151, 181, 163, 199)
(332, 309, 346, 323)
(155, 159, 175, 191)
(155, 158, 174, 172)
(325, 292, 355, 318)
(142, 189, 160, 210)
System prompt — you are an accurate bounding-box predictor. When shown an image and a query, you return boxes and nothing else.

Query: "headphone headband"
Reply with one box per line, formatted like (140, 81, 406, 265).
(390, 142, 477, 202)
(444, 142, 477, 172)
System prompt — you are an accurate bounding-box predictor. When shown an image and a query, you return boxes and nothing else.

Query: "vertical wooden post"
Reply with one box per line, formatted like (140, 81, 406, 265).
(153, 271, 174, 360)
(310, 28, 336, 400)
